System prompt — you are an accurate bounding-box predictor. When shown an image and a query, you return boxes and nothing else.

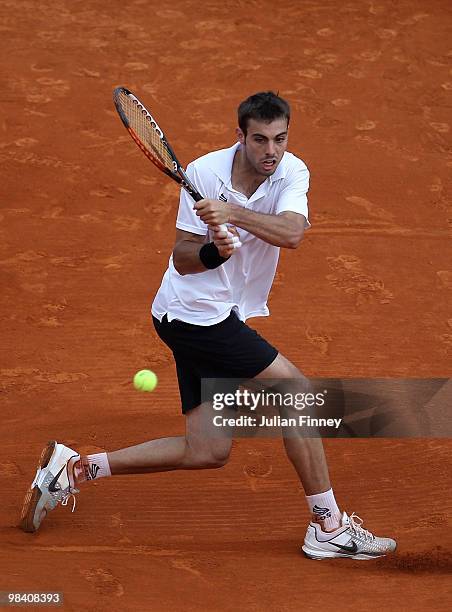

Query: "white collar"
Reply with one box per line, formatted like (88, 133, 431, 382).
(208, 142, 288, 185)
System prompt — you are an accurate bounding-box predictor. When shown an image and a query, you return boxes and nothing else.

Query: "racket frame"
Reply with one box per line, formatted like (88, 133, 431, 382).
(113, 87, 203, 202)
(113, 86, 240, 246)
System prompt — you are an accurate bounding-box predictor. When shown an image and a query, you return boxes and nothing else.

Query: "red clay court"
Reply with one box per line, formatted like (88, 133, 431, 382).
(1, 0, 451, 610)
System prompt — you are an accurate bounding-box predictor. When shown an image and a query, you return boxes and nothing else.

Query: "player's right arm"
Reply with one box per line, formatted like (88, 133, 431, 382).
(173, 160, 239, 275)
(173, 227, 238, 276)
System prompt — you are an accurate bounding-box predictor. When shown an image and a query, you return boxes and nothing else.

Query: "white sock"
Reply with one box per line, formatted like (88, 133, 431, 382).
(306, 488, 341, 531)
(84, 452, 112, 482)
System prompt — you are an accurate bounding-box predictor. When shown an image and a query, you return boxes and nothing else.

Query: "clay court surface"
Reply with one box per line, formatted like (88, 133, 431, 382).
(1, 0, 451, 609)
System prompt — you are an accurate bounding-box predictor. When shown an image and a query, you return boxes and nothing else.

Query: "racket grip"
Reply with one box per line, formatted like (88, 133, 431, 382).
(219, 224, 242, 250)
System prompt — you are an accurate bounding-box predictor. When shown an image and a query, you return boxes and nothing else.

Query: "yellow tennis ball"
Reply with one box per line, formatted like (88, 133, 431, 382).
(133, 369, 158, 392)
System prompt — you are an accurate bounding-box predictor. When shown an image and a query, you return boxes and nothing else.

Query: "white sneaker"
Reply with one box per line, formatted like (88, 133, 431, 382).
(302, 511, 397, 560)
(19, 441, 80, 533)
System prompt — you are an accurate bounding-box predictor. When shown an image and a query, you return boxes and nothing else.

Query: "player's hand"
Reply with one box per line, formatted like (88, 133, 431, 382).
(194, 199, 230, 226)
(211, 225, 240, 258)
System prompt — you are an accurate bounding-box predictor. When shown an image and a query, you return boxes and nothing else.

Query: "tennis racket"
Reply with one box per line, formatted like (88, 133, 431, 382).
(113, 87, 241, 248)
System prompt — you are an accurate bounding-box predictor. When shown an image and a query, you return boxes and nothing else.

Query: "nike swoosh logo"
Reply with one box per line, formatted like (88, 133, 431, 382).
(48, 465, 66, 493)
(331, 541, 359, 554)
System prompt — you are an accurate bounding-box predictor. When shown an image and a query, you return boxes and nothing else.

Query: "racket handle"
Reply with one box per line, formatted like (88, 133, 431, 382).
(218, 224, 242, 250)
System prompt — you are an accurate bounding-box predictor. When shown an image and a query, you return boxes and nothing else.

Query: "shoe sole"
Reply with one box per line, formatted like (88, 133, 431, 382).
(301, 545, 391, 560)
(19, 441, 57, 533)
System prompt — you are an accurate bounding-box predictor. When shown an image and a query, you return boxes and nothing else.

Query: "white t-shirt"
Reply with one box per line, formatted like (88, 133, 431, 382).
(151, 142, 310, 326)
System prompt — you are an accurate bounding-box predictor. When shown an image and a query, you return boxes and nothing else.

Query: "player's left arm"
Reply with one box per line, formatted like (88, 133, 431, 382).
(193, 162, 310, 249)
(231, 207, 305, 249)
(194, 199, 305, 249)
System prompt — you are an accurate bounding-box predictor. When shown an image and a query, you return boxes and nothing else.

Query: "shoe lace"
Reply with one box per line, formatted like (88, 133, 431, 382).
(348, 513, 375, 542)
(61, 487, 79, 513)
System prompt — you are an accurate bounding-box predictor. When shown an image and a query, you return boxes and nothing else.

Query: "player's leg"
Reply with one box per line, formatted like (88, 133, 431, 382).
(256, 352, 396, 559)
(19, 314, 237, 533)
(255, 353, 331, 496)
(19, 401, 233, 533)
(104, 400, 233, 474)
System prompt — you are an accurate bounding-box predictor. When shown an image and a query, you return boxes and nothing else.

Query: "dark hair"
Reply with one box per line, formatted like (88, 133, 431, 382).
(238, 91, 290, 136)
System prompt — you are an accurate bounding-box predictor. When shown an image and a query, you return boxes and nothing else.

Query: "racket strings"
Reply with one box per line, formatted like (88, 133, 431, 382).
(118, 91, 174, 171)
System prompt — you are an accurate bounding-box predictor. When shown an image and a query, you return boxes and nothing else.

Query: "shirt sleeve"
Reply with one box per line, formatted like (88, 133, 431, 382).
(175, 162, 209, 235)
(275, 162, 311, 228)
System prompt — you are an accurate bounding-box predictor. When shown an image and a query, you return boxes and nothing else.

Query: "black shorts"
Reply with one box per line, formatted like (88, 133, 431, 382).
(152, 311, 278, 413)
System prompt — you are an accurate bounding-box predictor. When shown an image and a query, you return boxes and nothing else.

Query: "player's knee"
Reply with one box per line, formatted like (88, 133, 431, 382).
(187, 440, 231, 469)
(268, 371, 313, 396)
(203, 454, 229, 469)
(258, 358, 314, 418)
(194, 453, 229, 469)
(203, 444, 231, 468)
(211, 443, 232, 466)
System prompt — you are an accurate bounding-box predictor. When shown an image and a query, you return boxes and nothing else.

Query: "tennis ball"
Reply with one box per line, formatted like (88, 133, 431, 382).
(133, 369, 158, 392)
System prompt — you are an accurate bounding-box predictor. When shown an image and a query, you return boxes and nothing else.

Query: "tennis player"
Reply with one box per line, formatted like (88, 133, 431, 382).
(20, 92, 396, 560)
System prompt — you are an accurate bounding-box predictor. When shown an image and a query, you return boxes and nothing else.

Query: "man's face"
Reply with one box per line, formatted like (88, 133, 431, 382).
(237, 117, 289, 176)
